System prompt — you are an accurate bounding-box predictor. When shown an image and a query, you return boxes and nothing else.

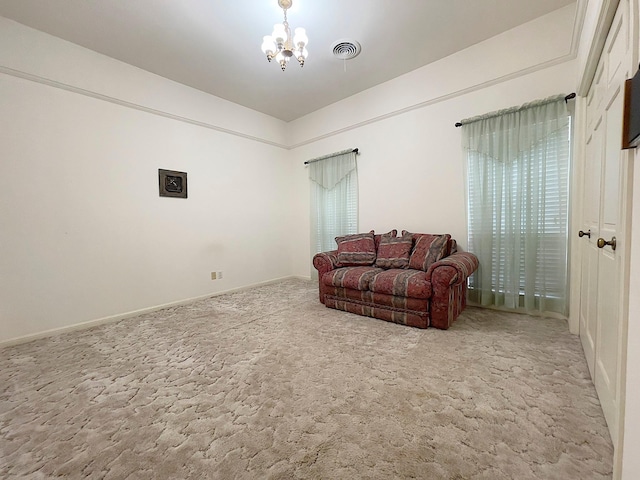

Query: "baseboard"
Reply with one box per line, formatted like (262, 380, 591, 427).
(0, 275, 308, 349)
(291, 274, 313, 281)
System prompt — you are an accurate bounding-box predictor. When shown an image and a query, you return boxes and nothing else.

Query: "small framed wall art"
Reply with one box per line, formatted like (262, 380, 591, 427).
(159, 169, 187, 198)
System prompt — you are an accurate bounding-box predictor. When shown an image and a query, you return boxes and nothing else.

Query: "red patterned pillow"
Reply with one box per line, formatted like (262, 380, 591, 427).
(449, 239, 458, 255)
(335, 231, 377, 266)
(375, 233, 413, 269)
(374, 229, 397, 250)
(403, 231, 451, 271)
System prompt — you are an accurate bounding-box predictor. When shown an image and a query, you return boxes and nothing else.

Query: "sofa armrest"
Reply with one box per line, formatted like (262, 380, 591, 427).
(426, 251, 479, 286)
(313, 250, 340, 304)
(313, 250, 339, 277)
(426, 251, 479, 330)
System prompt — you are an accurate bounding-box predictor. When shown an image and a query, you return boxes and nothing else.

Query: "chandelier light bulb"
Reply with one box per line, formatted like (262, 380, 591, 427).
(261, 36, 276, 61)
(272, 23, 287, 44)
(296, 47, 308, 65)
(261, 0, 308, 70)
(293, 27, 308, 48)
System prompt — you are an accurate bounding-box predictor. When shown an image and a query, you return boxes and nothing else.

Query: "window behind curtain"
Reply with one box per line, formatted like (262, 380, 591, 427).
(308, 150, 358, 277)
(462, 95, 571, 315)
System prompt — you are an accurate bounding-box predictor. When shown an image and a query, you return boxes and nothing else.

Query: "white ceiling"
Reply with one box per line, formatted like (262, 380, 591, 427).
(0, 0, 576, 122)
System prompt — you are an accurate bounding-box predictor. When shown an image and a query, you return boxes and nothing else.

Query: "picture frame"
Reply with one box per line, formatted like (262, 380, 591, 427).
(159, 169, 187, 198)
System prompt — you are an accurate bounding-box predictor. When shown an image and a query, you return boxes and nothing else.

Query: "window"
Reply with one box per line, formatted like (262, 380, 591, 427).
(308, 149, 358, 276)
(463, 96, 571, 315)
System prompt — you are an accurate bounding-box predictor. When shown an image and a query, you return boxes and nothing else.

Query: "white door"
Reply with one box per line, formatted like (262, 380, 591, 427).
(578, 0, 632, 452)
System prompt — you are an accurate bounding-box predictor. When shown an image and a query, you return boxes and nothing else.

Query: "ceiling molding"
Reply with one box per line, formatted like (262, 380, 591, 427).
(2, 47, 578, 152)
(0, 65, 290, 150)
(288, 53, 577, 150)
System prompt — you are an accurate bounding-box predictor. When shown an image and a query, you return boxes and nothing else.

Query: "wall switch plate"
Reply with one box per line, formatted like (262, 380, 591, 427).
(217, 271, 223, 279)
(211, 272, 217, 280)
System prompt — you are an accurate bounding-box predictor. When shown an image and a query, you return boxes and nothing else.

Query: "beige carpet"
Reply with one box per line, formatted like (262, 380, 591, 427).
(0, 278, 613, 479)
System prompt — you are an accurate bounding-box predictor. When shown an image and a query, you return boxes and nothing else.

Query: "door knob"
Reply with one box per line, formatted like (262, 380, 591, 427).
(578, 230, 591, 238)
(597, 236, 616, 251)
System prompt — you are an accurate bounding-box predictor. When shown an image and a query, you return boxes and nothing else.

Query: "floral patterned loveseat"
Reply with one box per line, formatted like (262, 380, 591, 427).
(313, 230, 478, 330)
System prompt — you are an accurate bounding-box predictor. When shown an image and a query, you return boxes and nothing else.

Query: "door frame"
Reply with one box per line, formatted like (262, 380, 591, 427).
(569, 0, 621, 335)
(569, 0, 636, 477)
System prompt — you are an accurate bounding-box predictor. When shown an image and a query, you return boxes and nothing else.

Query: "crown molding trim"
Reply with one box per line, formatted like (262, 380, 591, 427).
(2, 50, 577, 152)
(0, 65, 289, 150)
(288, 53, 577, 150)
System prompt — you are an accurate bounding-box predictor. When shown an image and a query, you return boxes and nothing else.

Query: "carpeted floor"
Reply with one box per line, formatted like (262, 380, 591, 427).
(0, 278, 613, 479)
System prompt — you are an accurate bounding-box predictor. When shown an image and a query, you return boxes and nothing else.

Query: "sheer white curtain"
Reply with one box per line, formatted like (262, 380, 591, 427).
(462, 95, 571, 315)
(309, 149, 358, 275)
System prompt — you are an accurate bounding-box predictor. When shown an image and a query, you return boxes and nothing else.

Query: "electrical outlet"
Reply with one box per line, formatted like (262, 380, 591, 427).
(211, 272, 217, 280)
(217, 271, 223, 279)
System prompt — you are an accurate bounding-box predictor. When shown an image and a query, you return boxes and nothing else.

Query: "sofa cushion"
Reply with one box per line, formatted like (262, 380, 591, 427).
(322, 266, 383, 291)
(374, 229, 397, 250)
(335, 231, 377, 266)
(369, 269, 432, 299)
(403, 232, 451, 271)
(375, 233, 413, 269)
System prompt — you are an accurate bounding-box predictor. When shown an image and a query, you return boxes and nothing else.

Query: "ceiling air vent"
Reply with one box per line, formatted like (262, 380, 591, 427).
(331, 39, 361, 60)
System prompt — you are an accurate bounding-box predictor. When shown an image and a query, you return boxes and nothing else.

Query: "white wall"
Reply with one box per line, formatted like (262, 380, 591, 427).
(288, 5, 578, 277)
(0, 19, 293, 344)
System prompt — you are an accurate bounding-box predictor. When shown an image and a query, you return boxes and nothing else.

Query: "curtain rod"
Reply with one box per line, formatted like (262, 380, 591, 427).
(454, 92, 576, 127)
(304, 148, 359, 165)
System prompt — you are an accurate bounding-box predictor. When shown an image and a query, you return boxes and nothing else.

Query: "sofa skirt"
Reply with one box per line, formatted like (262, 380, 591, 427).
(324, 288, 429, 329)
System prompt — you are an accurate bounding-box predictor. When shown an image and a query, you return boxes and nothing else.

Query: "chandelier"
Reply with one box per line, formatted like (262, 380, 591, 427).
(260, 0, 308, 71)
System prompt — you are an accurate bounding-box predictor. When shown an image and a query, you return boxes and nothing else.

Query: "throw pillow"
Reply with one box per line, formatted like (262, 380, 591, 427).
(449, 239, 458, 255)
(403, 231, 451, 271)
(335, 231, 377, 266)
(375, 233, 413, 269)
(374, 229, 398, 250)
(402, 230, 453, 256)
